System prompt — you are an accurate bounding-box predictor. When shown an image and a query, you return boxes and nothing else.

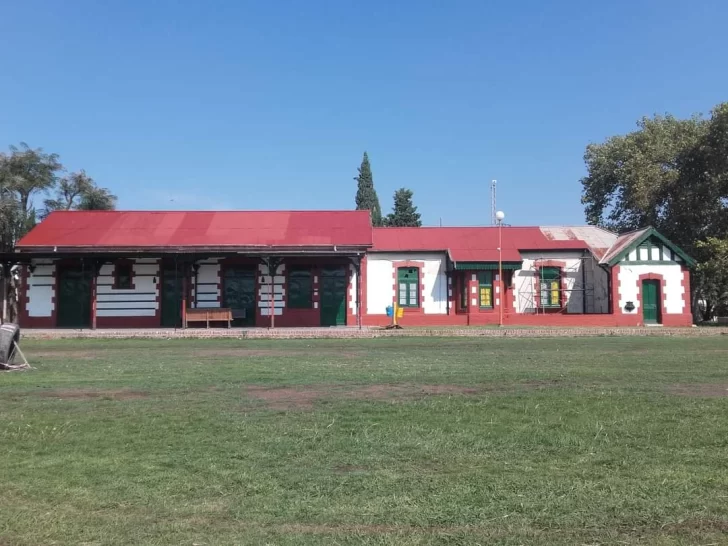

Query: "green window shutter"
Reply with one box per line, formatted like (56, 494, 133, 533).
(397, 267, 419, 307)
(539, 267, 561, 308)
(477, 271, 493, 308)
(288, 267, 313, 308)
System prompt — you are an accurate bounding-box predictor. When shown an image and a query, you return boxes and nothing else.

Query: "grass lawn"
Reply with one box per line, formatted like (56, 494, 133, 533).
(1, 337, 728, 545)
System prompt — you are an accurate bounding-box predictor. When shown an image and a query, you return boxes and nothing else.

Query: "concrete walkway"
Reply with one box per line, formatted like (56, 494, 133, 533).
(18, 326, 728, 340)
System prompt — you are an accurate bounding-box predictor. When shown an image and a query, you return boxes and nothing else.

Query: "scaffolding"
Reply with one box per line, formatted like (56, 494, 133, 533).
(516, 252, 610, 315)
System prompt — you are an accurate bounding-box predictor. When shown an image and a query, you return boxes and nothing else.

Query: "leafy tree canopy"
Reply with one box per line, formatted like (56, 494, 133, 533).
(42, 170, 117, 218)
(581, 103, 728, 319)
(0, 143, 117, 252)
(385, 188, 422, 227)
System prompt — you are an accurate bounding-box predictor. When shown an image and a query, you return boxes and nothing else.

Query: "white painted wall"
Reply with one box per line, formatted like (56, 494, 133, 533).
(618, 263, 685, 315)
(627, 244, 684, 263)
(195, 259, 221, 308)
(96, 259, 159, 317)
(348, 264, 357, 313)
(366, 253, 448, 315)
(26, 260, 55, 317)
(514, 252, 610, 314)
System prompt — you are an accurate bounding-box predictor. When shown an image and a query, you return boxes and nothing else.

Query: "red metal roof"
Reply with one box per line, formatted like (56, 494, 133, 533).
(372, 227, 588, 262)
(598, 228, 649, 265)
(17, 211, 373, 250)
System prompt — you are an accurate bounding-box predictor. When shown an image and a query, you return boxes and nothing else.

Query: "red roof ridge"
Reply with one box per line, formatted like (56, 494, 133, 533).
(45, 209, 371, 214)
(373, 225, 553, 230)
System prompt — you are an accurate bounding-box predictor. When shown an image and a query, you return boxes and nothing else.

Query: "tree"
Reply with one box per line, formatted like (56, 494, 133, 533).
(0, 143, 61, 324)
(0, 185, 20, 253)
(581, 103, 728, 320)
(1, 143, 62, 221)
(1, 143, 117, 322)
(354, 152, 383, 227)
(42, 170, 116, 218)
(0, 143, 63, 248)
(385, 188, 422, 227)
(695, 237, 728, 319)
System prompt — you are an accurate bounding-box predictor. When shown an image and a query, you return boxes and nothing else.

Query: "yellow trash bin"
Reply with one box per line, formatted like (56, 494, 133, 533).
(396, 307, 404, 318)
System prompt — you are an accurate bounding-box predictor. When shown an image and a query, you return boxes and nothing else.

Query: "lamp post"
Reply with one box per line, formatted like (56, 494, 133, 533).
(495, 210, 505, 327)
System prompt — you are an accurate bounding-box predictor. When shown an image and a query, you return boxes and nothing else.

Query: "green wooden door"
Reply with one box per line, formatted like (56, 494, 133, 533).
(320, 267, 347, 326)
(161, 265, 183, 327)
(57, 266, 92, 328)
(223, 267, 256, 326)
(642, 280, 661, 324)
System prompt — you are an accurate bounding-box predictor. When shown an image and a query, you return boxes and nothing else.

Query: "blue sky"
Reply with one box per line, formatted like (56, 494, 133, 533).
(1, 0, 726, 226)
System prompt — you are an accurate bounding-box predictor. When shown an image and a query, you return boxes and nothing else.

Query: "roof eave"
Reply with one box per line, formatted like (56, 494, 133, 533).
(13, 244, 372, 257)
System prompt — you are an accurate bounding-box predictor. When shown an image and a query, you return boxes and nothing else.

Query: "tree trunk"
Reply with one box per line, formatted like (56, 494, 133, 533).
(8, 274, 19, 323)
(1, 272, 6, 324)
(691, 286, 701, 323)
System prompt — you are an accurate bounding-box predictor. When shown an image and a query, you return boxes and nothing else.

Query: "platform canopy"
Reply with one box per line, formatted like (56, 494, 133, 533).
(13, 210, 374, 258)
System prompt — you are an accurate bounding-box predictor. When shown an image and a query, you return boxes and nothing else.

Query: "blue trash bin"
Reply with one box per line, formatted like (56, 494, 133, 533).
(385, 305, 393, 317)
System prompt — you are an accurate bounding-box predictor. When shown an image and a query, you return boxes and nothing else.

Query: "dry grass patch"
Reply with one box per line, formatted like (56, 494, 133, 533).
(667, 383, 728, 397)
(32, 388, 150, 401)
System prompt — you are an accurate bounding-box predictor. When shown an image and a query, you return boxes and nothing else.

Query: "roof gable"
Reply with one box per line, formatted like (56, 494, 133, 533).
(599, 227, 695, 267)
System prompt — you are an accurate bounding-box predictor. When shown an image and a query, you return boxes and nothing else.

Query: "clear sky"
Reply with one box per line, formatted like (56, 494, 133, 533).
(1, 0, 726, 226)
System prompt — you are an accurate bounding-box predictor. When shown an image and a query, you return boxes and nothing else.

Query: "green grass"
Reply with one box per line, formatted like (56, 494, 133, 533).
(1, 337, 728, 545)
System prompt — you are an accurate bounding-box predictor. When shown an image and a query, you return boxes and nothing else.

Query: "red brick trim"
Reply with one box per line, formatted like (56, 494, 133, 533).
(611, 265, 621, 315)
(466, 274, 478, 324)
(533, 260, 567, 312)
(97, 316, 161, 328)
(455, 272, 470, 314)
(112, 259, 136, 290)
(681, 266, 691, 315)
(256, 261, 283, 328)
(658, 266, 693, 327)
(392, 261, 425, 315)
(279, 262, 288, 315)
(346, 263, 355, 323)
(216, 261, 223, 306)
(637, 273, 668, 325)
(360, 256, 368, 319)
(474, 270, 505, 314)
(502, 270, 515, 312)
(447, 273, 454, 315)
(20, 262, 59, 328)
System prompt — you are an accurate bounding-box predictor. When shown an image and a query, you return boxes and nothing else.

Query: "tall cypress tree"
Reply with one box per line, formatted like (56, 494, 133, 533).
(354, 152, 383, 227)
(385, 188, 422, 227)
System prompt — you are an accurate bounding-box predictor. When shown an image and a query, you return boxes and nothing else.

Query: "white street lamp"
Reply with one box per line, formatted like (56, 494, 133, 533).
(496, 211, 505, 326)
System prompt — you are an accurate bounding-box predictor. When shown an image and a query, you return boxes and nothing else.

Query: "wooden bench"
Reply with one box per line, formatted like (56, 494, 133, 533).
(185, 308, 233, 328)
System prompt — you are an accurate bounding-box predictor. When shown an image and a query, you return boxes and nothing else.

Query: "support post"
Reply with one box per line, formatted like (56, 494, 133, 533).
(181, 264, 188, 329)
(582, 251, 588, 314)
(91, 270, 97, 330)
(350, 256, 362, 330)
(356, 260, 362, 330)
(264, 257, 280, 329)
(91, 260, 103, 331)
(498, 219, 503, 327)
(1, 263, 8, 324)
(192, 263, 200, 309)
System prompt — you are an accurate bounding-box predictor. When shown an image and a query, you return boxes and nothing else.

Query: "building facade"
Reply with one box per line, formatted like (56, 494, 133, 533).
(9, 211, 695, 329)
